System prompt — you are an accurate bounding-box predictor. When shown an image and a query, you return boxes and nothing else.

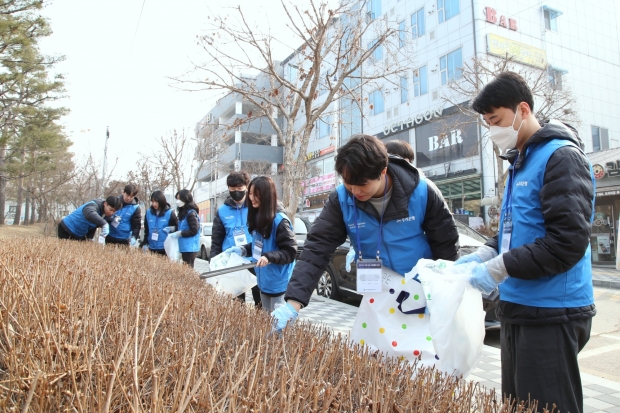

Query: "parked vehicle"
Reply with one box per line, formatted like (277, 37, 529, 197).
(311, 220, 501, 329)
(199, 223, 213, 261)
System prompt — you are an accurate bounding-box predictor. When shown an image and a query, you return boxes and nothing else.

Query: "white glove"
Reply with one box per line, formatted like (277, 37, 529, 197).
(100, 223, 110, 237)
(130, 237, 138, 247)
(345, 247, 356, 272)
(98, 235, 106, 244)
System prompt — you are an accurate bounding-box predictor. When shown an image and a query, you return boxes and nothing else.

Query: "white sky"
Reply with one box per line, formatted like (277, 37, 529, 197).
(39, 0, 302, 179)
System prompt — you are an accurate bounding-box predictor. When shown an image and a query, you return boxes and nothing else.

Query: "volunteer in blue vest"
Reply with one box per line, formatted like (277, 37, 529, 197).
(224, 176, 297, 312)
(140, 190, 178, 256)
(211, 171, 262, 307)
(455, 72, 596, 413)
(106, 184, 142, 247)
(168, 189, 200, 268)
(272, 135, 459, 329)
(58, 196, 122, 241)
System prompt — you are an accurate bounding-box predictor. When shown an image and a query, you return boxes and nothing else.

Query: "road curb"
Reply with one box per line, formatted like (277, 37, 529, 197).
(593, 279, 620, 290)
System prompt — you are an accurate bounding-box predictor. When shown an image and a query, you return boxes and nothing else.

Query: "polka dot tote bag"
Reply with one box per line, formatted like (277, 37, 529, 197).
(350, 266, 438, 367)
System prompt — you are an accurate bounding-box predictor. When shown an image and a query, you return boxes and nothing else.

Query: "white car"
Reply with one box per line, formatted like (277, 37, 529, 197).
(199, 222, 213, 261)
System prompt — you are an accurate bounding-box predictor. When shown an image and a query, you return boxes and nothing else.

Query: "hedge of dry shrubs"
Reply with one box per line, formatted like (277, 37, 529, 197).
(0, 237, 539, 412)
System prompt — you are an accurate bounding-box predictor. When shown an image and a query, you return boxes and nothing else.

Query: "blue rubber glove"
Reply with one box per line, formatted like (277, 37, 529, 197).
(469, 255, 508, 294)
(272, 302, 299, 333)
(169, 231, 182, 239)
(100, 223, 110, 237)
(345, 247, 356, 272)
(224, 246, 245, 257)
(130, 237, 137, 247)
(162, 226, 176, 234)
(454, 253, 483, 266)
(142, 245, 149, 252)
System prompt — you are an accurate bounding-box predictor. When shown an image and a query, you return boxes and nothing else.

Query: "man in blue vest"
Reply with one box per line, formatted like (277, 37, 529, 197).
(58, 196, 122, 241)
(456, 72, 596, 413)
(211, 171, 261, 307)
(273, 134, 459, 327)
(107, 184, 142, 247)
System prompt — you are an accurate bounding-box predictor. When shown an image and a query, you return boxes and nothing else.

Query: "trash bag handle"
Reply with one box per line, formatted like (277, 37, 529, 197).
(395, 291, 426, 314)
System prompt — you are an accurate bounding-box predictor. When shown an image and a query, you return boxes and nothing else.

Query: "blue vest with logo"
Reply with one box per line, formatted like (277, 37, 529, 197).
(218, 203, 253, 251)
(62, 201, 99, 237)
(178, 210, 201, 253)
(498, 139, 595, 308)
(109, 201, 139, 239)
(252, 212, 295, 294)
(146, 208, 173, 250)
(336, 179, 432, 275)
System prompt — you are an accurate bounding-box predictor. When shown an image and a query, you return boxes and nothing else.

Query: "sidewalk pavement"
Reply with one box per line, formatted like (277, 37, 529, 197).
(195, 259, 620, 412)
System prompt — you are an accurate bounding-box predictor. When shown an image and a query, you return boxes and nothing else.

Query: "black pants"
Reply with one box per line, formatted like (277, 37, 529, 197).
(149, 249, 167, 256)
(181, 252, 197, 268)
(501, 318, 592, 413)
(238, 285, 262, 306)
(57, 224, 86, 241)
(106, 236, 130, 246)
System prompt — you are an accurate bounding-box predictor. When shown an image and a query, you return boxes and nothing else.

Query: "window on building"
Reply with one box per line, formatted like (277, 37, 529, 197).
(318, 116, 332, 138)
(438, 0, 460, 23)
(368, 39, 383, 61)
(400, 77, 408, 103)
(440, 48, 463, 85)
(592, 126, 609, 152)
(324, 156, 335, 174)
(413, 66, 428, 97)
(398, 21, 406, 48)
(366, 0, 381, 21)
(369, 90, 384, 115)
(543, 6, 562, 31)
(548, 66, 567, 90)
(411, 7, 425, 38)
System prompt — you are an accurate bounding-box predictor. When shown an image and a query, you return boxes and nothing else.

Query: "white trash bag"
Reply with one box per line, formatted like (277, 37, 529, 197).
(164, 235, 181, 262)
(414, 259, 485, 378)
(204, 251, 256, 296)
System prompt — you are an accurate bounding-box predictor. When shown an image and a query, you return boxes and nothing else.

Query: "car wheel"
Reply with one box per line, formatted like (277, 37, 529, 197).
(201, 245, 208, 261)
(316, 268, 340, 300)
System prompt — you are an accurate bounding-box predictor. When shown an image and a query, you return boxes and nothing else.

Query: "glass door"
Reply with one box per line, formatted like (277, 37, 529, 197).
(591, 204, 615, 264)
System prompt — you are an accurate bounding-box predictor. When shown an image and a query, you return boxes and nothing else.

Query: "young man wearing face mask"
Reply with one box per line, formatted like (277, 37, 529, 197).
(211, 171, 261, 307)
(456, 72, 595, 413)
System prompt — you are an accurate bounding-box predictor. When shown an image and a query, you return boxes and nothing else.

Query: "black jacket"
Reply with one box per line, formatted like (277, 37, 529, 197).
(241, 203, 297, 265)
(139, 204, 178, 248)
(486, 120, 596, 323)
(211, 196, 237, 257)
(285, 156, 459, 307)
(177, 205, 200, 238)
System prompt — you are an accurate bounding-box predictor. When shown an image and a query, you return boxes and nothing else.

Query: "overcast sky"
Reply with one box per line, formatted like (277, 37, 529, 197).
(39, 0, 300, 180)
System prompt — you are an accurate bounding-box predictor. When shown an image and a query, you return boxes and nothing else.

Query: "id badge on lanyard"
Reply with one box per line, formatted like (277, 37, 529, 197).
(111, 215, 121, 228)
(501, 215, 512, 254)
(151, 229, 159, 241)
(252, 234, 263, 260)
(357, 259, 383, 293)
(233, 228, 247, 246)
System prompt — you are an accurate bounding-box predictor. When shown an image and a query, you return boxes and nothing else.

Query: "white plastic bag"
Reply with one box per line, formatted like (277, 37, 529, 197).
(414, 259, 485, 378)
(204, 251, 256, 296)
(350, 266, 437, 368)
(164, 235, 181, 262)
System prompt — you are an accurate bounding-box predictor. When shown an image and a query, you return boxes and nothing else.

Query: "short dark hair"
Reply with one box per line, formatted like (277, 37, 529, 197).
(227, 171, 250, 187)
(105, 196, 122, 211)
(176, 189, 194, 204)
(385, 140, 414, 163)
(124, 184, 138, 197)
(335, 134, 388, 185)
(471, 71, 534, 115)
(247, 176, 277, 239)
(150, 190, 168, 211)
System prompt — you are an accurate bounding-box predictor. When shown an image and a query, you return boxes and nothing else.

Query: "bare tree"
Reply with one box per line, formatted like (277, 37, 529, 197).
(442, 54, 579, 203)
(62, 154, 118, 209)
(181, 0, 415, 219)
(126, 156, 172, 200)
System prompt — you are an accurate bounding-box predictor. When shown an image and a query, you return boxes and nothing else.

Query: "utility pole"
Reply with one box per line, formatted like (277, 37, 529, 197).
(102, 126, 109, 197)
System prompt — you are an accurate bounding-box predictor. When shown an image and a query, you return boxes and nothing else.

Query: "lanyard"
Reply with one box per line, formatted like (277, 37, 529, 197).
(353, 175, 388, 261)
(235, 205, 244, 230)
(503, 168, 515, 220)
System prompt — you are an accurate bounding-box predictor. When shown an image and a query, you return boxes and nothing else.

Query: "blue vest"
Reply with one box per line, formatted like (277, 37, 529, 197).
(109, 202, 139, 239)
(336, 179, 432, 275)
(178, 210, 200, 253)
(252, 212, 295, 294)
(217, 203, 253, 251)
(62, 201, 99, 237)
(499, 139, 595, 308)
(146, 208, 173, 250)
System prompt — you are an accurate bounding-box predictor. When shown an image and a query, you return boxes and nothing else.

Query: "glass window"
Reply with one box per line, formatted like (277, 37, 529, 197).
(440, 48, 462, 85)
(367, 0, 382, 21)
(318, 116, 332, 138)
(400, 76, 408, 103)
(413, 66, 427, 96)
(369, 90, 384, 115)
(548, 67, 564, 90)
(368, 39, 383, 61)
(544, 9, 558, 31)
(324, 156, 335, 174)
(438, 0, 459, 23)
(411, 8, 425, 38)
(398, 21, 406, 48)
(592, 126, 609, 152)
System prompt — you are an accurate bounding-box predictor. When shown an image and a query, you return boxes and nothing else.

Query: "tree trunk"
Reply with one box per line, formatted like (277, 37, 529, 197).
(0, 146, 6, 225)
(37, 198, 42, 223)
(13, 148, 25, 225)
(24, 189, 30, 226)
(30, 196, 36, 224)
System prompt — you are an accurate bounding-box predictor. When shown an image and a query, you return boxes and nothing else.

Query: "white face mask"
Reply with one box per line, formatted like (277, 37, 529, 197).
(176, 200, 185, 208)
(488, 111, 523, 153)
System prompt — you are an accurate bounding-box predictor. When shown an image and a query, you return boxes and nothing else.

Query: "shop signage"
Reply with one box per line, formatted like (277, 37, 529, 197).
(605, 161, 620, 177)
(382, 107, 444, 136)
(484, 7, 518, 31)
(593, 164, 606, 179)
(302, 171, 336, 195)
(487, 34, 547, 69)
(415, 113, 479, 168)
(303, 193, 330, 209)
(306, 145, 335, 161)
